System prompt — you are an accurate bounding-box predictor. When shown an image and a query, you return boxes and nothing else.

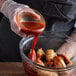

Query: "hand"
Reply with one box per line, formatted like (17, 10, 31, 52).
(1, 0, 40, 37)
(57, 33, 76, 59)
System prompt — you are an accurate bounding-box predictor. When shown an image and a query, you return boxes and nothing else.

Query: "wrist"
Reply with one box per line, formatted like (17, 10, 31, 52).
(1, 0, 17, 17)
(0, 0, 29, 19)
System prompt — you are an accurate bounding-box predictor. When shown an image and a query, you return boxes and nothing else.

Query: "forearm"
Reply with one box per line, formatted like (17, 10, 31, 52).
(0, 0, 29, 18)
(57, 32, 76, 59)
(0, 0, 19, 18)
(0, 0, 7, 11)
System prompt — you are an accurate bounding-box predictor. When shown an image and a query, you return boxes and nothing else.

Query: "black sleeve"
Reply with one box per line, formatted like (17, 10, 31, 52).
(0, 16, 22, 62)
(14, 0, 76, 21)
(53, 0, 76, 33)
(49, 0, 76, 20)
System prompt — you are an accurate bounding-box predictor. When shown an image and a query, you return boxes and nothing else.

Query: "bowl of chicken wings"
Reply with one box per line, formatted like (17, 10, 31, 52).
(19, 31, 76, 76)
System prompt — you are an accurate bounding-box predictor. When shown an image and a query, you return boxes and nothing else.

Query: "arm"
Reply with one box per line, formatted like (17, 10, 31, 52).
(0, 0, 40, 37)
(0, 0, 6, 9)
(57, 32, 76, 59)
(56, 0, 76, 59)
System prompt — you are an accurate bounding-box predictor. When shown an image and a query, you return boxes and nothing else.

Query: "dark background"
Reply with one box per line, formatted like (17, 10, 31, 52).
(0, 13, 3, 22)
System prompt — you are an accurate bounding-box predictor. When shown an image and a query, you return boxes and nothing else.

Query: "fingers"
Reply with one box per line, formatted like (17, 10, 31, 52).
(10, 6, 42, 37)
(18, 7, 40, 21)
(11, 22, 28, 38)
(57, 33, 76, 59)
(57, 41, 76, 59)
(27, 10, 40, 20)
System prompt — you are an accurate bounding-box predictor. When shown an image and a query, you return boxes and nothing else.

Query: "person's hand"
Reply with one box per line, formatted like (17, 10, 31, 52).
(57, 33, 76, 59)
(1, 0, 40, 37)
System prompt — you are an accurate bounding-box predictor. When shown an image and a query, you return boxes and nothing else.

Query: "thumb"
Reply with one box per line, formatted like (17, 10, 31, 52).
(19, 8, 41, 22)
(28, 10, 40, 20)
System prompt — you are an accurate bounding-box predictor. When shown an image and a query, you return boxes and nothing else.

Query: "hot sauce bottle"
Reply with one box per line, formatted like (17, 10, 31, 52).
(15, 9, 45, 61)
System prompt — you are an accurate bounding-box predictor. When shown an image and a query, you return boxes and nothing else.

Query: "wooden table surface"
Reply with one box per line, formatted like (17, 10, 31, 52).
(0, 62, 76, 76)
(0, 62, 26, 76)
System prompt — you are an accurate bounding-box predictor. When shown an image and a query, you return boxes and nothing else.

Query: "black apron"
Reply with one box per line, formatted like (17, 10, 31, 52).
(0, 0, 76, 61)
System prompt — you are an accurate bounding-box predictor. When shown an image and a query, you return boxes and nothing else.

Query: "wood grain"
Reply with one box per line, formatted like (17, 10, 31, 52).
(0, 62, 26, 76)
